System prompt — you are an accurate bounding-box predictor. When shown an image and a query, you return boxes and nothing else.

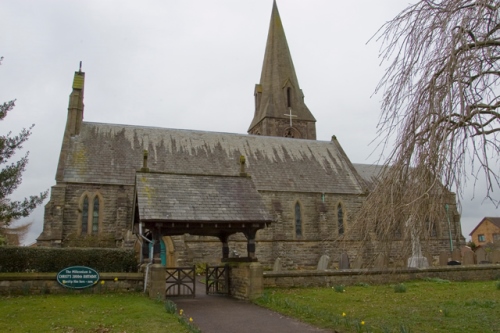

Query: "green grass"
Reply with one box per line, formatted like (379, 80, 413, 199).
(0, 293, 191, 333)
(255, 280, 500, 333)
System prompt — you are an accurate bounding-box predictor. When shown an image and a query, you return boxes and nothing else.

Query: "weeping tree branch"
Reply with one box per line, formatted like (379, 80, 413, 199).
(347, 0, 500, 265)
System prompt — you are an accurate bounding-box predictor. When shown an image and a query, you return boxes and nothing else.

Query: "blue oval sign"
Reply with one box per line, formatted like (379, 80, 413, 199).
(57, 266, 100, 289)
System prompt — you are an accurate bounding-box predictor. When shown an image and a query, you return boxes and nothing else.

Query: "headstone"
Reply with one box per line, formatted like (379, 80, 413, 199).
(352, 256, 363, 269)
(462, 247, 475, 265)
(374, 253, 388, 269)
(491, 249, 500, 264)
(460, 246, 472, 258)
(475, 247, 488, 263)
(425, 253, 434, 267)
(439, 252, 449, 266)
(339, 252, 350, 270)
(316, 254, 330, 270)
(407, 256, 429, 268)
(452, 248, 462, 261)
(272, 257, 282, 272)
(406, 217, 429, 268)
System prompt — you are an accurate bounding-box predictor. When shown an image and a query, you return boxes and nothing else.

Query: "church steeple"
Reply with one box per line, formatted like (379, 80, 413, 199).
(248, 0, 316, 140)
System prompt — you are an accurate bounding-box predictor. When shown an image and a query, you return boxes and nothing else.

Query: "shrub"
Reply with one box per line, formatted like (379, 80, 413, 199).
(164, 300, 177, 314)
(333, 285, 345, 293)
(0, 246, 138, 272)
(394, 283, 407, 293)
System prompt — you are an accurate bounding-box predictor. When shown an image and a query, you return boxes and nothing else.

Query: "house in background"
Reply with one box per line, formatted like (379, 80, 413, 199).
(469, 217, 500, 245)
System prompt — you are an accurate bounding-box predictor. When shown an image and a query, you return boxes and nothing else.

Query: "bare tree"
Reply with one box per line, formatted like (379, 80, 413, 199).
(376, 0, 500, 202)
(0, 221, 33, 246)
(347, 0, 500, 265)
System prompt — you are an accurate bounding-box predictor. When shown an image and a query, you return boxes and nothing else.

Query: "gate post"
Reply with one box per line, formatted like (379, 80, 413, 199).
(228, 262, 263, 300)
(148, 264, 166, 300)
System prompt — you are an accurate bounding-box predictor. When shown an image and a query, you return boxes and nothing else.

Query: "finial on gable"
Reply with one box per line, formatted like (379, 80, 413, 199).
(240, 155, 248, 177)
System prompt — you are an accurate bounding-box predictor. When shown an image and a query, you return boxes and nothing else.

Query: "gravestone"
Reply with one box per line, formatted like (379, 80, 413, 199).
(408, 256, 428, 268)
(461, 246, 472, 258)
(452, 248, 462, 261)
(491, 249, 500, 264)
(339, 252, 350, 270)
(352, 256, 363, 269)
(462, 247, 475, 265)
(374, 253, 388, 269)
(316, 254, 330, 270)
(425, 253, 434, 267)
(475, 247, 488, 263)
(272, 257, 282, 272)
(439, 252, 449, 266)
(407, 217, 428, 268)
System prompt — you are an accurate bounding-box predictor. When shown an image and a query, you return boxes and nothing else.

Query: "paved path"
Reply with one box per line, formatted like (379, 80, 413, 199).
(170, 282, 332, 333)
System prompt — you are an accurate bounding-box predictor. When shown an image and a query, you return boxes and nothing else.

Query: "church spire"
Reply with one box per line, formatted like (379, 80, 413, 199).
(248, 0, 316, 139)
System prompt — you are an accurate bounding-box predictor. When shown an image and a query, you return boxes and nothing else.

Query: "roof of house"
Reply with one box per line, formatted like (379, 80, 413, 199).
(135, 172, 273, 223)
(59, 121, 368, 195)
(469, 217, 500, 236)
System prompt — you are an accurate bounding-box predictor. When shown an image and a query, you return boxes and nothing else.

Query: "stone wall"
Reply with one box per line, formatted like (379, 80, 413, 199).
(181, 190, 463, 270)
(228, 262, 263, 300)
(184, 191, 367, 269)
(0, 272, 143, 296)
(39, 183, 135, 247)
(263, 265, 500, 288)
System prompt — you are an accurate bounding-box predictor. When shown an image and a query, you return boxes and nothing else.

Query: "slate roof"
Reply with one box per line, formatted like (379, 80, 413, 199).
(59, 122, 367, 195)
(135, 172, 273, 223)
(352, 163, 386, 190)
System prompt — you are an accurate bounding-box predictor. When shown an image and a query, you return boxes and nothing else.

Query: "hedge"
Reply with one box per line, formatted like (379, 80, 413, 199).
(0, 246, 138, 273)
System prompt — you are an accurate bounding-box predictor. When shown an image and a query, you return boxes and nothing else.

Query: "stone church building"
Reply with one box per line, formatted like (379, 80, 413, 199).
(37, 1, 463, 269)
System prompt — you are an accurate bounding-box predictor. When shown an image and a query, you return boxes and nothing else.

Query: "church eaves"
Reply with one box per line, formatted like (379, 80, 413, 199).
(249, 0, 316, 139)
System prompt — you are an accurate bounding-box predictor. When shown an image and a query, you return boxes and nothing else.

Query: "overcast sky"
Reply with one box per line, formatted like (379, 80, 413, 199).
(1, 0, 498, 245)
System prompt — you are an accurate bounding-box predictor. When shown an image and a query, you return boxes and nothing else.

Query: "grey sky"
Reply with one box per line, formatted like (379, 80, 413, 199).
(1, 0, 497, 245)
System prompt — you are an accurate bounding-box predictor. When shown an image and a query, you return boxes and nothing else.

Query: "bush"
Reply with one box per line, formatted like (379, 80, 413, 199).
(394, 283, 407, 293)
(333, 285, 345, 293)
(0, 246, 138, 272)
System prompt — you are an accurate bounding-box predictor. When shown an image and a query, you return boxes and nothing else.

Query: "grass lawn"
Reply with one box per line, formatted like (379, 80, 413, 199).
(0, 293, 190, 333)
(255, 279, 500, 333)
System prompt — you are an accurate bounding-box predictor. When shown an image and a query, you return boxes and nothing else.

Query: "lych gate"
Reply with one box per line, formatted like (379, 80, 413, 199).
(133, 162, 273, 299)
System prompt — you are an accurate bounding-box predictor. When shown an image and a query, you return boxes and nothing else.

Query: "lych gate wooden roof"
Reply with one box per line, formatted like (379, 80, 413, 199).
(134, 171, 273, 237)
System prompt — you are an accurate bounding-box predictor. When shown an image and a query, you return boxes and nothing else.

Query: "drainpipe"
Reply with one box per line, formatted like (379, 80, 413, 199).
(445, 204, 453, 252)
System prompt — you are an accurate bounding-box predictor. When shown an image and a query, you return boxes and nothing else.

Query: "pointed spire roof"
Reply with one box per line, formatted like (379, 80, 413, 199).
(249, 0, 315, 131)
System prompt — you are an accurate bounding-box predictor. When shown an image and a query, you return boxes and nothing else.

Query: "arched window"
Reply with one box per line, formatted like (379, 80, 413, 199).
(295, 202, 302, 237)
(337, 203, 344, 235)
(287, 87, 292, 107)
(82, 196, 89, 234)
(92, 196, 100, 234)
(79, 192, 102, 236)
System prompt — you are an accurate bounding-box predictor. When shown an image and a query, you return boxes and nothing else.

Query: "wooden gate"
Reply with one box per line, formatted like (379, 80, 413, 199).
(206, 265, 230, 295)
(165, 266, 196, 297)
